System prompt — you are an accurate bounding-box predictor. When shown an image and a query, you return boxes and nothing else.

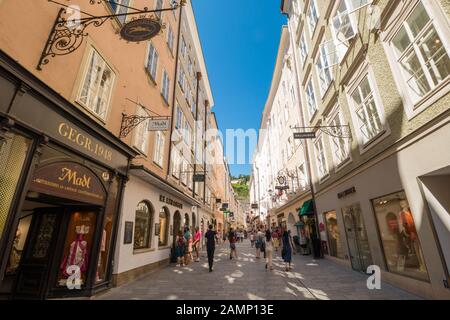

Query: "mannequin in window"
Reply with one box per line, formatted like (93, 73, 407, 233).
(60, 225, 90, 283)
(398, 200, 426, 272)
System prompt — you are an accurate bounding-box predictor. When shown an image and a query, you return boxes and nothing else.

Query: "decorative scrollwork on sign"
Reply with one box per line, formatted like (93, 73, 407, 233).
(37, 0, 186, 70)
(318, 125, 352, 139)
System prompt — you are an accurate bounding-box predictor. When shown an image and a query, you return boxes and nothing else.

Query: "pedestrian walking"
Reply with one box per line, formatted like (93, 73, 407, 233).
(193, 227, 201, 262)
(228, 227, 238, 260)
(184, 227, 193, 265)
(272, 229, 280, 252)
(281, 229, 296, 271)
(175, 230, 186, 267)
(265, 229, 274, 271)
(250, 231, 255, 247)
(204, 225, 217, 272)
(255, 228, 264, 259)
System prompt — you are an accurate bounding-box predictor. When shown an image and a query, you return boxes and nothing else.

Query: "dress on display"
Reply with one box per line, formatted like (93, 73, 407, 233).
(60, 231, 89, 278)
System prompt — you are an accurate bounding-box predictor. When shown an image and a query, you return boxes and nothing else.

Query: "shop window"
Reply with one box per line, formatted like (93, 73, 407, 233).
(389, 1, 450, 104)
(372, 192, 429, 281)
(134, 201, 154, 250)
(5, 214, 33, 275)
(77, 48, 115, 120)
(57, 211, 97, 288)
(0, 132, 31, 240)
(95, 176, 119, 284)
(324, 211, 344, 259)
(159, 207, 169, 247)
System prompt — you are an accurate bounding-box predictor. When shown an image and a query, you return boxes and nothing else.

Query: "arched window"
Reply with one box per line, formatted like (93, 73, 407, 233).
(134, 201, 153, 250)
(159, 207, 170, 246)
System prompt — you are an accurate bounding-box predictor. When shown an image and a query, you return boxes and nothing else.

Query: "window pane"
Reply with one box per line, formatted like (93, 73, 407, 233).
(418, 27, 450, 85)
(134, 202, 152, 249)
(393, 28, 411, 54)
(401, 50, 431, 96)
(372, 192, 428, 281)
(406, 2, 430, 38)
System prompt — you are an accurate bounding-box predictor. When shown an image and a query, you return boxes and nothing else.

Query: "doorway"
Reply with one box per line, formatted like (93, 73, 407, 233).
(2, 199, 99, 299)
(342, 203, 373, 272)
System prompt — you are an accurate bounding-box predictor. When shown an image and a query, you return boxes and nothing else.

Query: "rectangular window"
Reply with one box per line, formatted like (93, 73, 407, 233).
(391, 2, 450, 101)
(350, 75, 383, 144)
(306, 78, 318, 119)
(175, 103, 183, 129)
(133, 106, 150, 154)
(78, 48, 115, 120)
(107, 0, 129, 24)
(155, 0, 163, 19)
(171, 150, 180, 178)
(314, 135, 328, 179)
(146, 43, 159, 81)
(331, 0, 358, 60)
(371, 191, 428, 281)
(324, 211, 344, 259)
(307, 0, 319, 37)
(181, 36, 187, 57)
(178, 67, 186, 92)
(167, 25, 174, 53)
(161, 70, 170, 103)
(153, 131, 165, 167)
(330, 109, 349, 165)
(298, 163, 308, 189)
(299, 32, 309, 66)
(316, 41, 334, 95)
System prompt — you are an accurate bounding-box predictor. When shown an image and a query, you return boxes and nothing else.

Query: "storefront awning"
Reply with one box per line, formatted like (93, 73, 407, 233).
(299, 199, 314, 216)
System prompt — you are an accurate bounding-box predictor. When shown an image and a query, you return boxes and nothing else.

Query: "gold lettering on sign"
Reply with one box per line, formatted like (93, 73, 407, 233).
(58, 122, 113, 162)
(58, 168, 91, 189)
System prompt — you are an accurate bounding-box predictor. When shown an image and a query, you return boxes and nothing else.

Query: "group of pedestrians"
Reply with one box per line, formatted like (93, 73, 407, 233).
(250, 226, 296, 271)
(175, 226, 202, 267)
(175, 224, 297, 273)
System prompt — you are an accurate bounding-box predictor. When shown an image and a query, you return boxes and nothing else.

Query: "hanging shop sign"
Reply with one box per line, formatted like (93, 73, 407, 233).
(294, 132, 316, 139)
(147, 119, 171, 131)
(193, 174, 206, 182)
(29, 162, 106, 206)
(159, 195, 183, 209)
(337, 186, 356, 199)
(120, 18, 162, 42)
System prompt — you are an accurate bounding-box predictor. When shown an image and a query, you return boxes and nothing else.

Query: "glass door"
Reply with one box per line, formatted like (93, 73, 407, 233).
(342, 203, 373, 272)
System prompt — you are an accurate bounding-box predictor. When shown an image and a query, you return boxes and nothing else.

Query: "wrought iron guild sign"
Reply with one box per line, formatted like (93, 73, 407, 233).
(37, 0, 186, 70)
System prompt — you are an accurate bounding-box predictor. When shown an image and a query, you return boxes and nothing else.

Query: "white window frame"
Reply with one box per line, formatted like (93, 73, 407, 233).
(299, 32, 309, 66)
(161, 69, 170, 103)
(313, 134, 329, 181)
(327, 106, 351, 168)
(330, 0, 359, 61)
(345, 61, 390, 153)
(381, 0, 450, 119)
(76, 46, 115, 121)
(307, 0, 319, 38)
(145, 42, 159, 82)
(171, 149, 181, 179)
(132, 106, 150, 155)
(305, 76, 318, 120)
(153, 131, 165, 167)
(316, 40, 334, 97)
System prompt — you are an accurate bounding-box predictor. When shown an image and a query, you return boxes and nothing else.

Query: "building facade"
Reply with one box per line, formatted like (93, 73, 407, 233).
(281, 0, 450, 299)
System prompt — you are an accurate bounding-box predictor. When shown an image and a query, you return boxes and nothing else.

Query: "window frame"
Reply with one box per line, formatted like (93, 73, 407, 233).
(153, 130, 165, 168)
(313, 133, 330, 181)
(305, 75, 318, 120)
(145, 42, 159, 82)
(132, 105, 150, 155)
(307, 0, 320, 38)
(161, 69, 170, 103)
(381, 0, 450, 119)
(327, 105, 351, 169)
(133, 201, 154, 251)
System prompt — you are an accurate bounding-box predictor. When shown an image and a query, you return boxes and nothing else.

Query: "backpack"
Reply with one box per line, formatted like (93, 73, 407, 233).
(177, 236, 185, 247)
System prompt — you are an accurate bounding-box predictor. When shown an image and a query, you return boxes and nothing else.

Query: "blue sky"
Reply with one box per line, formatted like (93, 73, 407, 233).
(193, 0, 287, 177)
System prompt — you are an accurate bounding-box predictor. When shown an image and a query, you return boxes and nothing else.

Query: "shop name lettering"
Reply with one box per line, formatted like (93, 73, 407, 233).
(58, 123, 112, 161)
(59, 168, 91, 189)
(159, 195, 183, 209)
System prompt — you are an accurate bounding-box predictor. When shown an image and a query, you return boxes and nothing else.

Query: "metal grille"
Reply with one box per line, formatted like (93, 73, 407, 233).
(0, 132, 31, 238)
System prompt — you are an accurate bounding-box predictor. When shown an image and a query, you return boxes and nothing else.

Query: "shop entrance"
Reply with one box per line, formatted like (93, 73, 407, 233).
(3, 198, 99, 300)
(342, 203, 373, 272)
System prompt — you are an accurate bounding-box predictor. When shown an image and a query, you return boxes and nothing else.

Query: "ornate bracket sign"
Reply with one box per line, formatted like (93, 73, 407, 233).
(37, 0, 186, 70)
(291, 125, 352, 139)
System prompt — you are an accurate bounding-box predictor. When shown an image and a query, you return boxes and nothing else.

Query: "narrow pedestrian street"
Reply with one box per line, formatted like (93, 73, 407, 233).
(96, 240, 419, 300)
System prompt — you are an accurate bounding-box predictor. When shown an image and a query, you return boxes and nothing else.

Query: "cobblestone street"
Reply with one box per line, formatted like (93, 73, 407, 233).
(96, 241, 421, 300)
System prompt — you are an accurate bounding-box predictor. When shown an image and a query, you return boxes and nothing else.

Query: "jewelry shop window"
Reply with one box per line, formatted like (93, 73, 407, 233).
(372, 191, 429, 281)
(324, 211, 344, 259)
(134, 201, 153, 250)
(158, 207, 169, 247)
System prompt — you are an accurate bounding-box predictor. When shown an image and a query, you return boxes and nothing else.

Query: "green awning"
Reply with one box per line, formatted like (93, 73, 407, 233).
(299, 200, 314, 216)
